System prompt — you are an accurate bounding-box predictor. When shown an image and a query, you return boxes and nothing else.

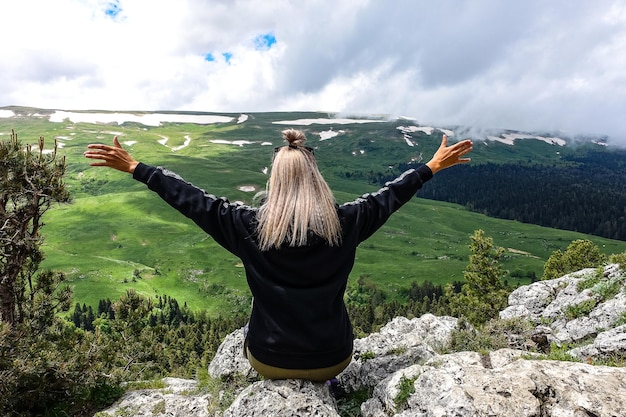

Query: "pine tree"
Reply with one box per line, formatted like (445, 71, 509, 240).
(0, 130, 71, 327)
(446, 229, 510, 326)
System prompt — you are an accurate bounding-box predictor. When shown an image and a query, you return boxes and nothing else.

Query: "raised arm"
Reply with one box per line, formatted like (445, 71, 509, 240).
(84, 136, 139, 173)
(425, 134, 473, 174)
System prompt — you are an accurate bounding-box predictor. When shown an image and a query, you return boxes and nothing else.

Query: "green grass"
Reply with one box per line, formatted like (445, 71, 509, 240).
(3, 108, 625, 314)
(394, 375, 417, 410)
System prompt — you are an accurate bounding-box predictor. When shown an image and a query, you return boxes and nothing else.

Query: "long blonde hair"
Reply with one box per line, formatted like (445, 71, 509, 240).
(256, 129, 342, 251)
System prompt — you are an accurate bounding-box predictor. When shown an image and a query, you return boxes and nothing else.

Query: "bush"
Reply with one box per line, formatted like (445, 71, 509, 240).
(0, 319, 125, 416)
(609, 252, 626, 270)
(446, 317, 534, 354)
(543, 239, 607, 280)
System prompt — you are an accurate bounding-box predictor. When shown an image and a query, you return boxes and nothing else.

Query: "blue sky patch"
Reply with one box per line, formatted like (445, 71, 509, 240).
(105, 0, 121, 18)
(204, 52, 232, 64)
(254, 33, 276, 50)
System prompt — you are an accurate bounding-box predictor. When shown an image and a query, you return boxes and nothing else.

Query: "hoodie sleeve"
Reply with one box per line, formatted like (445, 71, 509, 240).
(340, 164, 433, 243)
(132, 162, 248, 255)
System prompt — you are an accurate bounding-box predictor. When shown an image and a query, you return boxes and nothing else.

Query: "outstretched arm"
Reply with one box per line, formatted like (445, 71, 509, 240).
(425, 135, 473, 174)
(84, 136, 139, 173)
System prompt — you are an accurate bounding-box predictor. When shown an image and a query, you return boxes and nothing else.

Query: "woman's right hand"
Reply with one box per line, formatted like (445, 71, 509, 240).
(426, 135, 473, 174)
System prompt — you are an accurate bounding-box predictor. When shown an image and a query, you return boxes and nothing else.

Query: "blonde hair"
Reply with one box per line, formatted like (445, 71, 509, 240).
(256, 129, 342, 251)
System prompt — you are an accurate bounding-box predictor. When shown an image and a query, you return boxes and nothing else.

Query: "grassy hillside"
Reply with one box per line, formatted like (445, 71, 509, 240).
(2, 107, 625, 313)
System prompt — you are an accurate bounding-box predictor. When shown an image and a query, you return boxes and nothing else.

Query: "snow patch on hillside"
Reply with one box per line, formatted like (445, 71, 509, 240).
(210, 139, 255, 147)
(398, 125, 567, 147)
(397, 126, 455, 137)
(48, 111, 233, 127)
(397, 126, 456, 147)
(487, 133, 566, 146)
(158, 135, 191, 151)
(319, 129, 343, 141)
(273, 118, 386, 126)
(237, 185, 256, 192)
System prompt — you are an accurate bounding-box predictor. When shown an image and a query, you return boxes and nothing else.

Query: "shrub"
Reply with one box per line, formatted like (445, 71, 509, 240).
(543, 240, 607, 280)
(394, 375, 417, 410)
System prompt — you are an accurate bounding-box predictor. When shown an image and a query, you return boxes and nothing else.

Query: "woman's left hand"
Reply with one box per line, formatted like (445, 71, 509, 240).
(84, 136, 139, 173)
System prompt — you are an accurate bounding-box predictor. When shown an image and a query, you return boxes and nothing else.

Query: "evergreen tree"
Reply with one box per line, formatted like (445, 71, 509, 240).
(446, 229, 510, 326)
(0, 130, 71, 326)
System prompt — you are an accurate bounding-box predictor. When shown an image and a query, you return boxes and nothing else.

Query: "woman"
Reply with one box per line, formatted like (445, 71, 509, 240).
(84, 128, 472, 381)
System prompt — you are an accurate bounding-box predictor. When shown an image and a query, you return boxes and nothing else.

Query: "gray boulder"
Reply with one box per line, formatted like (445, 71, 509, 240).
(560, 291, 626, 343)
(94, 377, 210, 417)
(362, 350, 626, 417)
(500, 264, 626, 350)
(223, 379, 338, 417)
(340, 314, 457, 392)
(569, 323, 626, 361)
(500, 269, 594, 323)
(208, 327, 258, 380)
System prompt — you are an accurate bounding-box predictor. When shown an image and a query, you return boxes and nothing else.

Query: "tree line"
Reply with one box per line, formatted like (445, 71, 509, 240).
(357, 148, 626, 241)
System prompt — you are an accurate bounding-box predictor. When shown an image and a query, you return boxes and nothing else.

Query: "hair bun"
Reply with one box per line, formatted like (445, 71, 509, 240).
(282, 129, 307, 147)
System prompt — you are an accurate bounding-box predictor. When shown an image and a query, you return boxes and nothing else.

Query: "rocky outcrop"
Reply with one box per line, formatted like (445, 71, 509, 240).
(223, 379, 339, 417)
(340, 314, 456, 392)
(569, 324, 626, 360)
(94, 264, 626, 417)
(208, 326, 259, 380)
(362, 350, 626, 417)
(94, 378, 210, 417)
(501, 263, 626, 361)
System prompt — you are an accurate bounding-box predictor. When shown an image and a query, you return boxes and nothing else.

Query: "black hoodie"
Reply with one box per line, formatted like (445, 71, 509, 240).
(133, 162, 433, 369)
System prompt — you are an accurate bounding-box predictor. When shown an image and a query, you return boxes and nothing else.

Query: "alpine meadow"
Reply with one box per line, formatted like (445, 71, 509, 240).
(2, 106, 626, 315)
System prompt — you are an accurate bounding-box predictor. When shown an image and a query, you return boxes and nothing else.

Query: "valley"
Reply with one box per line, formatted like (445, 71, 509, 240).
(2, 106, 625, 313)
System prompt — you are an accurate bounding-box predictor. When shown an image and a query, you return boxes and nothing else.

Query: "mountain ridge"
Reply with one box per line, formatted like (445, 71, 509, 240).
(0, 105, 613, 148)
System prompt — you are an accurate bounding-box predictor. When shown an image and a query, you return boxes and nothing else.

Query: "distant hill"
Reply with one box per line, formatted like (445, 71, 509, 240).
(2, 106, 625, 312)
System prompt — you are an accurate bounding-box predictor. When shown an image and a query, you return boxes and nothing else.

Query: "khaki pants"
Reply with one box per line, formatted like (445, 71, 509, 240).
(245, 346, 352, 382)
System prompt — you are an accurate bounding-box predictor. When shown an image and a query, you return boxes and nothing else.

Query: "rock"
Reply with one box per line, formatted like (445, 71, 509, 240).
(500, 271, 590, 321)
(540, 274, 594, 320)
(362, 350, 626, 417)
(361, 364, 423, 417)
(95, 377, 210, 417)
(569, 324, 626, 361)
(339, 314, 457, 392)
(223, 379, 339, 417)
(557, 291, 626, 343)
(500, 264, 626, 346)
(530, 325, 552, 353)
(208, 327, 258, 380)
(487, 348, 539, 368)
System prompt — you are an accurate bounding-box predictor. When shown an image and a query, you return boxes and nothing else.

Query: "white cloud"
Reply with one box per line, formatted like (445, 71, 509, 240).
(1, 0, 625, 144)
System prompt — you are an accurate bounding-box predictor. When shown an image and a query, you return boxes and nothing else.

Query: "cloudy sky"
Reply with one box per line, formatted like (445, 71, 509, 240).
(1, 0, 625, 143)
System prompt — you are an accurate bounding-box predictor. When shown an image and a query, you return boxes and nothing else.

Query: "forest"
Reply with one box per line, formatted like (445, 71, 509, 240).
(362, 148, 626, 241)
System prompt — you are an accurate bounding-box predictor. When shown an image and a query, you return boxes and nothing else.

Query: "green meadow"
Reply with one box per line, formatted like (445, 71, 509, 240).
(3, 108, 625, 314)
